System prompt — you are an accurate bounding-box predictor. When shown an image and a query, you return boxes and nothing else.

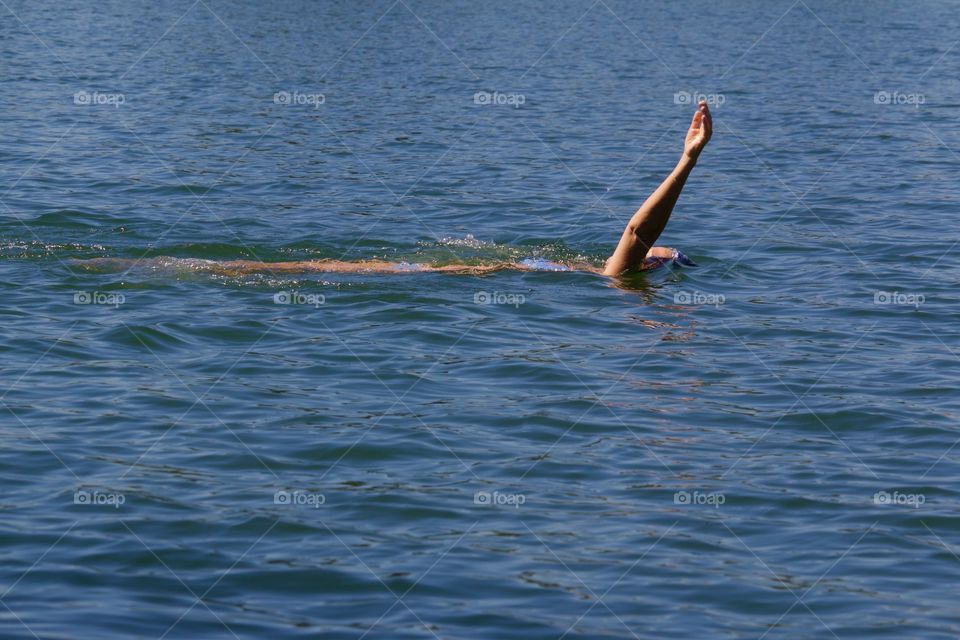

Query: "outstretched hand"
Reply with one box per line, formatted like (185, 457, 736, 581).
(683, 100, 712, 160)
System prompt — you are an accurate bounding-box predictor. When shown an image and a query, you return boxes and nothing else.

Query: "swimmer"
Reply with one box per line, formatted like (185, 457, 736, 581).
(79, 102, 711, 277)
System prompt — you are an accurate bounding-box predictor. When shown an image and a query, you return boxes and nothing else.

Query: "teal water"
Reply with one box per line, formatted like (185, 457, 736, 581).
(2, 0, 959, 638)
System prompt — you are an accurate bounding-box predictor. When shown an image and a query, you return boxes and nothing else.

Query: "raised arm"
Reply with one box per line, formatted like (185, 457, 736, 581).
(603, 101, 712, 276)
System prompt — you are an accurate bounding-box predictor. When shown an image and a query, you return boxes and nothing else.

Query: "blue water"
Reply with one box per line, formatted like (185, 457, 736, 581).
(2, 1, 959, 638)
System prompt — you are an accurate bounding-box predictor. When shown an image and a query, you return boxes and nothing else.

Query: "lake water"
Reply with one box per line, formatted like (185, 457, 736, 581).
(1, 0, 959, 638)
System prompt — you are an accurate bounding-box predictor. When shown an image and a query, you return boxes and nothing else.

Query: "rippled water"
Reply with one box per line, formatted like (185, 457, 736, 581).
(2, 0, 959, 638)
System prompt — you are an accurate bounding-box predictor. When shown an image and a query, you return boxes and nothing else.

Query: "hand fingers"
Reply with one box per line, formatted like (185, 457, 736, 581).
(690, 108, 703, 131)
(699, 100, 712, 138)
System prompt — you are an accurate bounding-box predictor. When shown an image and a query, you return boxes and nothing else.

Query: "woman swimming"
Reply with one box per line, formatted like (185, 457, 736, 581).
(81, 102, 712, 277)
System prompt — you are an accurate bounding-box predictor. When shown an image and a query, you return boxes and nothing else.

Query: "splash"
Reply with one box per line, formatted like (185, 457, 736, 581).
(432, 234, 496, 249)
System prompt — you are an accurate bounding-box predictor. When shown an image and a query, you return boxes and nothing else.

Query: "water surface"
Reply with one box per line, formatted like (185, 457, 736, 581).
(1, 0, 959, 638)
